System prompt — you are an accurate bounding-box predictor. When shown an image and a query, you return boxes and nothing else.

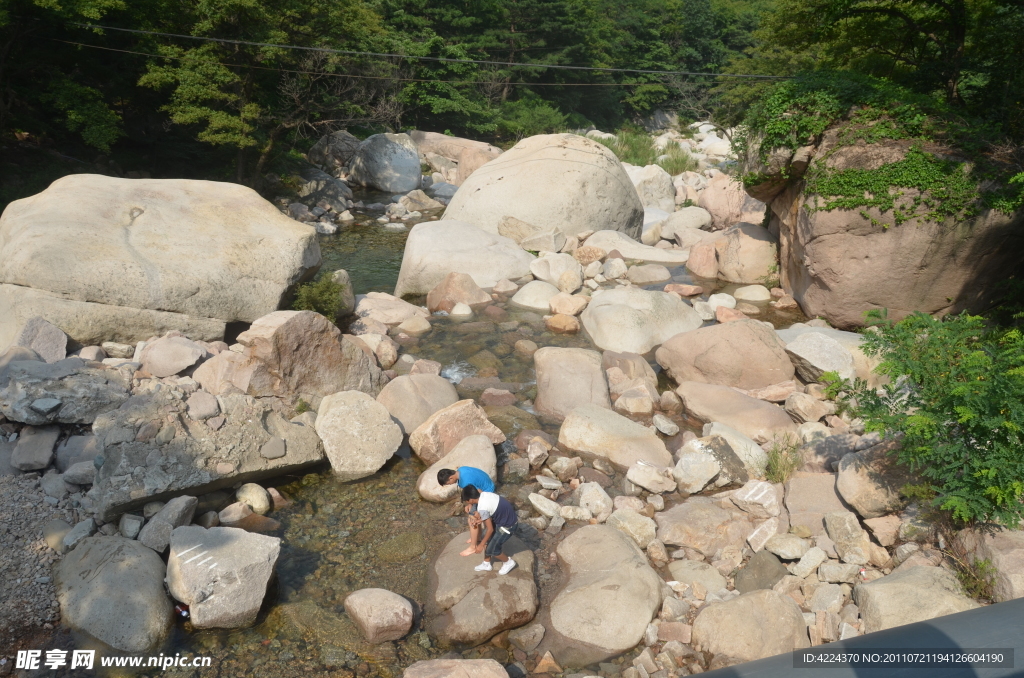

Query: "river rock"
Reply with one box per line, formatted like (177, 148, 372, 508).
(655, 498, 754, 557)
(712, 222, 779, 284)
(10, 425, 59, 470)
(403, 659, 509, 678)
(734, 549, 790, 592)
(426, 272, 492, 313)
(784, 472, 847, 536)
(91, 392, 325, 521)
(417, 435, 497, 502)
(195, 310, 386, 399)
(836, 442, 909, 518)
(662, 205, 713, 237)
(785, 331, 856, 381)
(673, 441, 724, 493)
(956, 527, 1024, 602)
(607, 508, 658, 548)
(581, 287, 702, 354)
(186, 390, 220, 421)
(766, 534, 811, 560)
(0, 358, 130, 425)
(443, 133, 643, 239)
(497, 215, 566, 253)
(776, 325, 884, 387)
(731, 480, 782, 519)
(394, 220, 535, 297)
(510, 280, 560, 311)
(138, 334, 207, 378)
(137, 495, 198, 553)
(626, 264, 672, 284)
(0, 175, 320, 349)
(236, 483, 271, 515)
(426, 530, 537, 646)
(548, 292, 589, 316)
(344, 588, 414, 644)
(376, 374, 459, 435)
(626, 462, 676, 494)
(668, 559, 727, 593)
(823, 511, 873, 565)
(12, 316, 67, 363)
(853, 565, 980, 633)
(676, 382, 796, 444)
(167, 525, 280, 629)
(355, 292, 428, 326)
(558, 404, 672, 469)
(409, 399, 506, 466)
(655, 319, 794, 390)
(347, 133, 421, 192)
(691, 589, 808, 662)
(543, 525, 663, 666)
(578, 482, 613, 522)
(530, 253, 583, 290)
(624, 163, 676, 212)
(785, 392, 834, 423)
(316, 391, 402, 480)
(533, 347, 610, 422)
(308, 129, 361, 171)
(697, 171, 767, 228)
(296, 167, 353, 211)
(55, 536, 172, 651)
(583, 230, 690, 264)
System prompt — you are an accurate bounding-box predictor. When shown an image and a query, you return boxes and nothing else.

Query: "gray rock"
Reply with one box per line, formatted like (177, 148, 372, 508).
(137, 496, 198, 553)
(307, 129, 361, 171)
(139, 335, 207, 378)
(655, 497, 753, 557)
(581, 287, 702, 354)
(43, 519, 72, 551)
(14, 316, 67, 363)
(55, 434, 101, 472)
(765, 534, 810, 560)
(167, 525, 281, 628)
(734, 550, 789, 593)
(509, 623, 545, 652)
(0, 439, 19, 477)
(62, 518, 96, 553)
(55, 536, 173, 651)
(118, 514, 144, 539)
(348, 133, 421, 193)
(41, 470, 69, 498)
(90, 393, 324, 521)
(818, 561, 861, 584)
(0, 359, 129, 425)
(11, 425, 58, 470)
(692, 589, 809, 663)
(344, 588, 414, 644)
(296, 167, 353, 211)
(558, 404, 672, 470)
(426, 531, 537, 646)
(668, 559, 727, 594)
(652, 413, 679, 436)
(853, 565, 980, 633)
(186, 390, 220, 420)
(785, 332, 856, 382)
(64, 460, 96, 485)
(542, 525, 663, 667)
(315, 391, 402, 481)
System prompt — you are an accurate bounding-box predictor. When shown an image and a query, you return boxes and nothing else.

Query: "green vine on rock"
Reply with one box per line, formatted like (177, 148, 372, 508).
(804, 147, 980, 227)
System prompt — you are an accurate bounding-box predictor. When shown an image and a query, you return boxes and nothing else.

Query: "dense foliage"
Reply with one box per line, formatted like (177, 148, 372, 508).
(849, 312, 1024, 526)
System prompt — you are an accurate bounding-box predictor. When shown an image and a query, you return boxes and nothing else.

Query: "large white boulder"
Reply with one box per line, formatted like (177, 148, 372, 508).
(534, 347, 611, 422)
(347, 133, 421, 193)
(558, 404, 672, 469)
(376, 373, 459, 435)
(0, 175, 320, 350)
(443, 134, 643, 239)
(853, 566, 980, 633)
(623, 163, 676, 212)
(544, 525, 664, 666)
(655, 319, 795, 389)
(167, 526, 280, 629)
(676, 381, 797, 444)
(315, 391, 403, 480)
(394, 221, 534, 297)
(581, 287, 702, 354)
(777, 324, 884, 387)
(510, 280, 560, 311)
(691, 590, 809, 662)
(54, 536, 172, 651)
(583, 230, 690, 264)
(416, 435, 497, 502)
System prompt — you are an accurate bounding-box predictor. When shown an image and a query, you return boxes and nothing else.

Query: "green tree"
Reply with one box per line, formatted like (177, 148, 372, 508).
(850, 312, 1024, 526)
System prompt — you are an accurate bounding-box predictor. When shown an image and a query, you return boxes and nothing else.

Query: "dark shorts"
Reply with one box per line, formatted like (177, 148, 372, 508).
(485, 525, 515, 558)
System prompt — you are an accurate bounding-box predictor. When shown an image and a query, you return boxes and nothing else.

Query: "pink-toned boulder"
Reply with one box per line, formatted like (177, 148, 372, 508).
(697, 171, 767, 229)
(409, 400, 506, 465)
(675, 381, 796, 443)
(426, 272, 492, 313)
(344, 588, 414, 644)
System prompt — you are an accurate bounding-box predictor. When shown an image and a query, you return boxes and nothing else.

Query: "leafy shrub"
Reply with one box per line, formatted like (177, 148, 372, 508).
(596, 130, 697, 175)
(496, 93, 568, 139)
(292, 276, 343, 320)
(849, 311, 1024, 526)
(765, 433, 801, 484)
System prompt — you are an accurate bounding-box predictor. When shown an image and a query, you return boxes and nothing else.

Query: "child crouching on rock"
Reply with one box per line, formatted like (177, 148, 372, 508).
(437, 466, 496, 557)
(461, 485, 518, 575)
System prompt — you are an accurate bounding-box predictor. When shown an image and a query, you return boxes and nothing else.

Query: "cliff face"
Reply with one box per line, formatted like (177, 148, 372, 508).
(744, 126, 1024, 329)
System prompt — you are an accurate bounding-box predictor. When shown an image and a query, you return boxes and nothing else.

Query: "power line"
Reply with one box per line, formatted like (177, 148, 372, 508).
(55, 40, 662, 86)
(70, 22, 789, 80)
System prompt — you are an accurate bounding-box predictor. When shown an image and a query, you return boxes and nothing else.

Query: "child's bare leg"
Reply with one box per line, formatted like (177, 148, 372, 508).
(460, 520, 480, 556)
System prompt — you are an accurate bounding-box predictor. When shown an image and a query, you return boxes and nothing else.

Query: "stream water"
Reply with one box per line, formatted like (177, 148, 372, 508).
(78, 197, 806, 678)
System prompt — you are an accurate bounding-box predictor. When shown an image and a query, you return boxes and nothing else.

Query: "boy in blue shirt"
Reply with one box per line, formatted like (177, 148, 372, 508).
(437, 467, 496, 556)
